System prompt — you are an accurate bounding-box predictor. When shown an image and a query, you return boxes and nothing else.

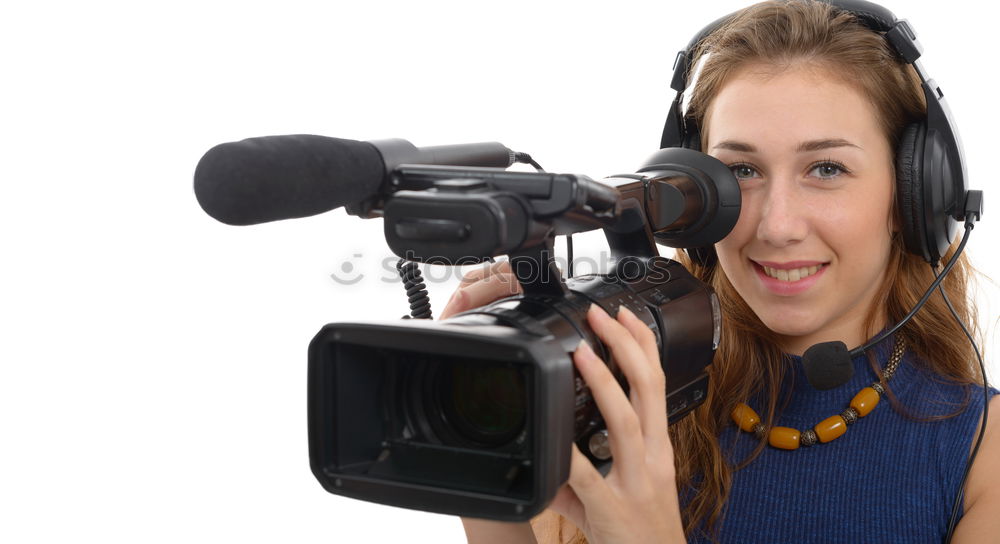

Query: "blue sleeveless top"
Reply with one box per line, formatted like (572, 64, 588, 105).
(689, 339, 997, 543)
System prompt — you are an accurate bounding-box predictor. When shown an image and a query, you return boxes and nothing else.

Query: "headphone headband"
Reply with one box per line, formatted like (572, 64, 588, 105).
(668, 0, 911, 96)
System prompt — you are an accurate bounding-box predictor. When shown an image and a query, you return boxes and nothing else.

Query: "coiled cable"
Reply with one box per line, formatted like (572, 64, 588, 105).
(396, 259, 433, 319)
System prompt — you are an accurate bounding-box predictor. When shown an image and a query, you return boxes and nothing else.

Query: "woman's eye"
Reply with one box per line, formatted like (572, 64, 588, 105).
(730, 164, 759, 180)
(809, 162, 847, 180)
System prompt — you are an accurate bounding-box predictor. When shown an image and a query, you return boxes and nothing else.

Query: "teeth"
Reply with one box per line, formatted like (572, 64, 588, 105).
(763, 265, 821, 282)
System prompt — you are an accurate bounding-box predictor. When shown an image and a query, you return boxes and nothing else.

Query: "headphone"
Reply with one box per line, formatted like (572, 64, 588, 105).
(659, 0, 970, 266)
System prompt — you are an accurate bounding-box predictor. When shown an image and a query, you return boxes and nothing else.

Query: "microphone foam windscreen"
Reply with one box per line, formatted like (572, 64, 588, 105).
(194, 135, 385, 225)
(801, 341, 854, 391)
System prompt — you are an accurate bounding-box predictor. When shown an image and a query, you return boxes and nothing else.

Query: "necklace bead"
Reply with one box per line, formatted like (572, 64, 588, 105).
(732, 403, 761, 432)
(768, 426, 801, 450)
(850, 387, 881, 417)
(841, 407, 859, 425)
(815, 415, 848, 443)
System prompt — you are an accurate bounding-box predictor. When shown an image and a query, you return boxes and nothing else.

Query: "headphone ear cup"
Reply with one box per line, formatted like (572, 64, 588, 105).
(895, 122, 927, 258)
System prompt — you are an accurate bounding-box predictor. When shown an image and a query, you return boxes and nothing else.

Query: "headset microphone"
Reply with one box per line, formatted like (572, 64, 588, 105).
(801, 342, 854, 391)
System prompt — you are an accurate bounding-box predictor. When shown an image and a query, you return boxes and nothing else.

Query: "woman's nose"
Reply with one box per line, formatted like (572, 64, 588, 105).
(756, 178, 809, 248)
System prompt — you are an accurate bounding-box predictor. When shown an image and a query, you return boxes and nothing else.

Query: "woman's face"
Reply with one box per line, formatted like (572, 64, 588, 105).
(706, 63, 896, 354)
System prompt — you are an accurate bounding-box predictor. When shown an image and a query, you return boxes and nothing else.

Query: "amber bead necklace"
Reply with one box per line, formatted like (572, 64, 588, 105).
(730, 336, 906, 450)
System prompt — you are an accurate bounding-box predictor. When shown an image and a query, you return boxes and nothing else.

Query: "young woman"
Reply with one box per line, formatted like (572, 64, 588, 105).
(450, 1, 999, 542)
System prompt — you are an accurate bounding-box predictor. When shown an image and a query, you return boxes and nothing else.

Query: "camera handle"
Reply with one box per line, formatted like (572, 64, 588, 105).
(508, 236, 569, 298)
(507, 198, 661, 298)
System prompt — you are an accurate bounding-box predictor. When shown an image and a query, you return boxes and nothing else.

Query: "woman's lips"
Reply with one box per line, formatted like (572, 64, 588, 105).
(752, 260, 828, 295)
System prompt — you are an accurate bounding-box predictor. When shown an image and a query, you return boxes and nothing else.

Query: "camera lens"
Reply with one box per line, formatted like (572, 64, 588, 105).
(441, 362, 527, 447)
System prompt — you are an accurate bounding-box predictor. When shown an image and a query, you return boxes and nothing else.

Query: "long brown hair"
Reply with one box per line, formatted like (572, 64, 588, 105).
(532, 1, 983, 541)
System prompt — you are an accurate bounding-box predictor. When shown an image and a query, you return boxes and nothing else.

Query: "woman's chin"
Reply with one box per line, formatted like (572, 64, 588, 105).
(756, 315, 823, 345)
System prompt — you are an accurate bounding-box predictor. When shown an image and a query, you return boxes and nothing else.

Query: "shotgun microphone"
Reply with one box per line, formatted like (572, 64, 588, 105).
(194, 135, 515, 226)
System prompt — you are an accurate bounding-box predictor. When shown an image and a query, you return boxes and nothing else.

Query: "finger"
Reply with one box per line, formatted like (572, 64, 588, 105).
(438, 272, 521, 320)
(574, 339, 647, 474)
(563, 443, 610, 519)
(587, 305, 661, 438)
(459, 272, 521, 307)
(616, 307, 660, 370)
(615, 307, 669, 450)
(437, 288, 467, 320)
(458, 259, 512, 287)
(548, 485, 586, 532)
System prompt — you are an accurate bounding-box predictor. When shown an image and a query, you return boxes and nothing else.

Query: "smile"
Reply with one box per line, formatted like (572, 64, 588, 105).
(761, 265, 823, 282)
(752, 261, 829, 296)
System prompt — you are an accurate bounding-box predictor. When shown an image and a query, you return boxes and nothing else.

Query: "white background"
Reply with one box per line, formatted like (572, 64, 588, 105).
(2, 1, 997, 542)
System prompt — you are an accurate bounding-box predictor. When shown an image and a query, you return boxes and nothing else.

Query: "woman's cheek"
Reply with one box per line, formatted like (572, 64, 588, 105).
(717, 193, 760, 254)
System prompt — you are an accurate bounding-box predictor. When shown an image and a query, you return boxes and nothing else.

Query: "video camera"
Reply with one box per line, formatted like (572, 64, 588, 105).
(194, 135, 740, 521)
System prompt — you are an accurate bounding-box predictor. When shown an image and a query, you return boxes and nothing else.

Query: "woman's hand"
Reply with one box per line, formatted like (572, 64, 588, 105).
(439, 260, 522, 320)
(548, 305, 686, 544)
(448, 262, 684, 543)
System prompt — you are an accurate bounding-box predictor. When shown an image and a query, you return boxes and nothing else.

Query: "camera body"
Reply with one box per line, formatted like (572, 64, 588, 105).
(306, 147, 738, 520)
(309, 258, 719, 520)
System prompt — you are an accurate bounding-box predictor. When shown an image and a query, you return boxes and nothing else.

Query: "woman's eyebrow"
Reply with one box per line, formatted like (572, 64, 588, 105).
(711, 138, 862, 152)
(796, 138, 862, 152)
(712, 140, 756, 152)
